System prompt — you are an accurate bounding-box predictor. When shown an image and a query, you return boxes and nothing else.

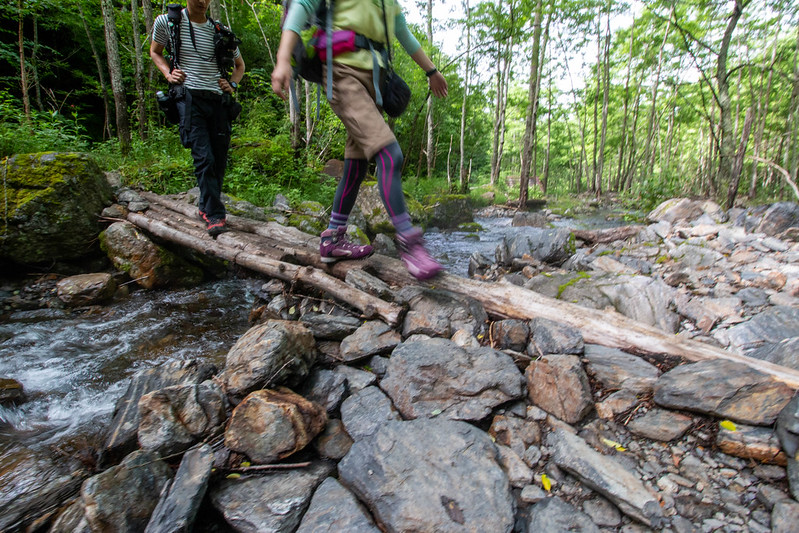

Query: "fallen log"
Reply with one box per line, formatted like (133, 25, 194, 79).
(572, 225, 645, 244)
(124, 211, 404, 326)
(361, 255, 799, 389)
(123, 194, 799, 389)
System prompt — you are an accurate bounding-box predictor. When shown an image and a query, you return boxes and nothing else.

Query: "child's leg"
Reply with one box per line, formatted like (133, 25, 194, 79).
(328, 158, 368, 230)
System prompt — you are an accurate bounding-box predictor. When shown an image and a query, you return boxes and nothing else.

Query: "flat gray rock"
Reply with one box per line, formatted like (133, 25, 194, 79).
(338, 418, 515, 533)
(296, 477, 380, 533)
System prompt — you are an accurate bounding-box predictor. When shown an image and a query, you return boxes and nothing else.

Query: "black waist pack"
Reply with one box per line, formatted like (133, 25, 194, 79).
(156, 85, 185, 125)
(381, 70, 411, 118)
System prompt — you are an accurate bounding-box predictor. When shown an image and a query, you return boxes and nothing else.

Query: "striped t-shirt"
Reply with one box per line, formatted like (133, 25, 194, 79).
(152, 9, 240, 93)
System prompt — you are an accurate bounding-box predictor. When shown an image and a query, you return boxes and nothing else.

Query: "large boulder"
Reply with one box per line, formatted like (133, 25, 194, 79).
(100, 221, 204, 289)
(425, 194, 474, 229)
(0, 152, 113, 264)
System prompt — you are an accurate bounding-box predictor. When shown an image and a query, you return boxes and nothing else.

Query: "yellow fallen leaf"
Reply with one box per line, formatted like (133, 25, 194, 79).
(601, 438, 626, 452)
(720, 420, 737, 431)
(541, 474, 551, 492)
(226, 473, 241, 479)
(240, 461, 251, 468)
(430, 409, 442, 417)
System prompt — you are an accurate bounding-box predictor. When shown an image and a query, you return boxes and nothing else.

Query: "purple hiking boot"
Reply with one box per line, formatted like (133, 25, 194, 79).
(320, 226, 373, 263)
(396, 228, 443, 280)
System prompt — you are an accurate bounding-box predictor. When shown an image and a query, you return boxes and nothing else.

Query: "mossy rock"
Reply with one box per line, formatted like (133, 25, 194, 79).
(0, 152, 113, 264)
(424, 193, 473, 229)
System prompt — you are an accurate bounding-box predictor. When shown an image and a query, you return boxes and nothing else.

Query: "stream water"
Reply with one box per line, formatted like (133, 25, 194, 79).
(0, 209, 630, 520)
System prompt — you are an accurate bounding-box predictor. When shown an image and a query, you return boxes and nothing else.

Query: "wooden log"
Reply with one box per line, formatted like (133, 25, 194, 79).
(124, 211, 404, 326)
(126, 192, 799, 389)
(572, 225, 645, 244)
(361, 255, 799, 389)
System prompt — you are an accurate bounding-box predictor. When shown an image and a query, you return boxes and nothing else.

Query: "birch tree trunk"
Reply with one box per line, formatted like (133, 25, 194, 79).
(458, 0, 471, 193)
(101, 0, 132, 154)
(614, 18, 635, 191)
(641, 8, 673, 185)
(595, 9, 611, 196)
(518, 0, 543, 207)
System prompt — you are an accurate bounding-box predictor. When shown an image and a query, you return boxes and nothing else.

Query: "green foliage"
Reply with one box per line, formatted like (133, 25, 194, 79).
(0, 91, 90, 157)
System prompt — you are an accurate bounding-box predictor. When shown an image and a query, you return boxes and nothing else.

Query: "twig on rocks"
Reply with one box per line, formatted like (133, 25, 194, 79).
(221, 462, 312, 474)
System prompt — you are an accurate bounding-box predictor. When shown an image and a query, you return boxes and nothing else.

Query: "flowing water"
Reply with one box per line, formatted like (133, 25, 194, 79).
(0, 278, 262, 518)
(0, 209, 632, 519)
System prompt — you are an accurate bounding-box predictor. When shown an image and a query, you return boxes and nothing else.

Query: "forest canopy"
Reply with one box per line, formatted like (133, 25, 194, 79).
(1, 0, 798, 211)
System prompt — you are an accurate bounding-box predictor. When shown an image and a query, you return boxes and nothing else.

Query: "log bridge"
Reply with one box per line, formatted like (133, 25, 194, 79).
(123, 192, 799, 389)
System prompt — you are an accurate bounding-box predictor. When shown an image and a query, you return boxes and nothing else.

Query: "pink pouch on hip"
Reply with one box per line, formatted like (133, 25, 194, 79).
(315, 30, 357, 61)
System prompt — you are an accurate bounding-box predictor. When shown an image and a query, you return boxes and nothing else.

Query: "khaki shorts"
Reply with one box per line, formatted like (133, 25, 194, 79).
(325, 63, 396, 160)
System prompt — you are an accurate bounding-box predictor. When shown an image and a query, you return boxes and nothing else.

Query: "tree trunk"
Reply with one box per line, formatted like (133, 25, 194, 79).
(101, 0, 132, 153)
(784, 25, 799, 184)
(716, 0, 744, 206)
(518, 0, 543, 207)
(595, 8, 611, 197)
(458, 0, 471, 193)
(725, 108, 754, 208)
(425, 0, 435, 180)
(131, 0, 147, 139)
(78, 2, 113, 140)
(641, 8, 673, 185)
(748, 23, 781, 199)
(31, 12, 43, 111)
(17, 0, 31, 122)
(614, 18, 635, 191)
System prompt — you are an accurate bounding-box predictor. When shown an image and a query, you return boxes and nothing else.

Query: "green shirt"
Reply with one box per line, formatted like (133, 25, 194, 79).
(283, 0, 421, 71)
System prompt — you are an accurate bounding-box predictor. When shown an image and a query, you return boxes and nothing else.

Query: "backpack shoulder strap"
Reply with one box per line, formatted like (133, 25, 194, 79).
(166, 3, 183, 71)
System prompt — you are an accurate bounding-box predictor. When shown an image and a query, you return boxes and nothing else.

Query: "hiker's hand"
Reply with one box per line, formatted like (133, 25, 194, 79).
(219, 79, 234, 94)
(167, 69, 186, 85)
(271, 61, 292, 101)
(429, 71, 447, 98)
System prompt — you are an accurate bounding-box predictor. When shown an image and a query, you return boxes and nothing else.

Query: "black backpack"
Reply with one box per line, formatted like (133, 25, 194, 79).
(165, 3, 241, 81)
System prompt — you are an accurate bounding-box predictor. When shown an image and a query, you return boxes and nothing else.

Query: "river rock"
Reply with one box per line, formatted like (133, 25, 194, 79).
(397, 286, 489, 339)
(81, 450, 173, 533)
(716, 423, 786, 465)
(339, 320, 401, 362)
(210, 460, 333, 532)
(772, 499, 799, 533)
(488, 413, 542, 456)
(298, 368, 347, 413)
(528, 317, 584, 355)
(221, 319, 317, 403)
(313, 418, 353, 460)
(548, 429, 663, 527)
(491, 319, 529, 351)
(426, 194, 474, 229)
(0, 449, 86, 533)
(340, 385, 401, 441)
(338, 418, 515, 533)
(137, 380, 227, 457)
(583, 344, 660, 394)
(144, 444, 214, 533)
(56, 273, 117, 307)
(653, 359, 793, 425)
(512, 211, 549, 228)
(0, 377, 24, 405)
(755, 202, 799, 236)
(527, 496, 600, 533)
(101, 221, 204, 289)
(49, 499, 91, 533)
(718, 306, 799, 357)
(224, 387, 326, 464)
(495, 444, 534, 488)
(299, 312, 362, 340)
(0, 152, 113, 265)
(334, 364, 376, 392)
(647, 198, 723, 224)
(626, 408, 693, 441)
(296, 477, 381, 533)
(381, 338, 524, 421)
(497, 227, 575, 266)
(526, 354, 593, 424)
(100, 359, 217, 466)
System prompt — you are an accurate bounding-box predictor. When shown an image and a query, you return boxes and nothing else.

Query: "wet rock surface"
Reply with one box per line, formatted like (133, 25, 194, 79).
(4, 197, 799, 532)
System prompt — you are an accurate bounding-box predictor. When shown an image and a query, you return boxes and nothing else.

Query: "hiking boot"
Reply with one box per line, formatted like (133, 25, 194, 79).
(320, 226, 373, 263)
(396, 228, 443, 280)
(206, 217, 230, 238)
(198, 210, 209, 223)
